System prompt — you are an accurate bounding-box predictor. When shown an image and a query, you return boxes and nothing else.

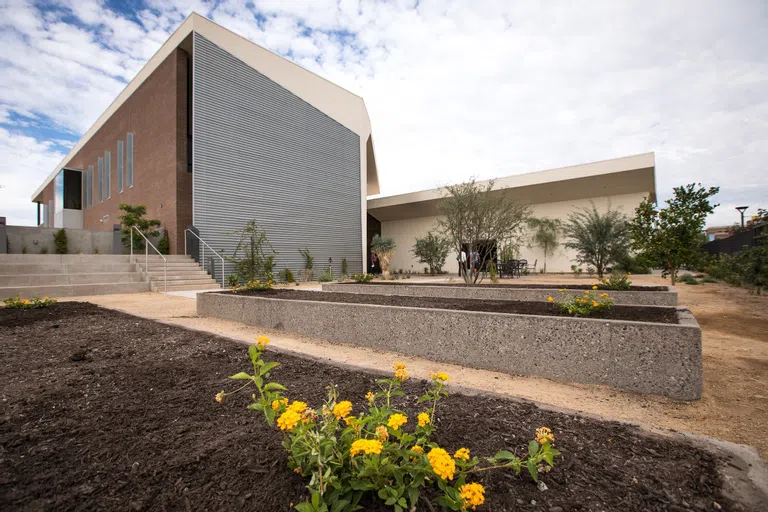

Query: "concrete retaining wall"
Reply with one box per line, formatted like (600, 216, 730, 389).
(198, 292, 702, 400)
(322, 283, 677, 306)
(4, 226, 115, 255)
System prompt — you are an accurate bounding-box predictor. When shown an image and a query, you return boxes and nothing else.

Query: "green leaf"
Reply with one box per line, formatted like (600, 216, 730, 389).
(330, 500, 350, 512)
(397, 497, 407, 508)
(378, 488, 388, 500)
(394, 506, 402, 512)
(408, 487, 419, 507)
(260, 361, 280, 376)
(294, 502, 314, 512)
(526, 459, 538, 482)
(264, 382, 287, 391)
(229, 371, 252, 380)
(528, 441, 540, 458)
(492, 450, 518, 462)
(247, 402, 264, 411)
(311, 491, 321, 508)
(248, 344, 260, 363)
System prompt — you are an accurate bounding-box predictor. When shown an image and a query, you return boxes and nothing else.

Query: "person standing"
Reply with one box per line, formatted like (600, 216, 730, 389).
(459, 249, 467, 277)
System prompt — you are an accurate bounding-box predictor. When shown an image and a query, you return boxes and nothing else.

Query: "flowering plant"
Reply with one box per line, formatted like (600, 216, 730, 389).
(2, 295, 57, 309)
(548, 288, 614, 317)
(218, 343, 560, 511)
(352, 273, 375, 284)
(596, 271, 632, 291)
(231, 279, 273, 293)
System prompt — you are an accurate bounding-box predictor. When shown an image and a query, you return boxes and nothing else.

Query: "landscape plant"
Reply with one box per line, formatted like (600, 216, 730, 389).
(157, 229, 170, 255)
(596, 271, 632, 291)
(352, 273, 375, 283)
(226, 220, 276, 284)
(299, 248, 314, 282)
(371, 234, 397, 279)
(411, 231, 451, 275)
(227, 274, 239, 288)
(703, 246, 768, 294)
(54, 228, 68, 254)
(679, 273, 700, 285)
(563, 202, 631, 278)
(570, 265, 583, 279)
(279, 267, 296, 284)
(628, 183, 719, 285)
(39, 246, 48, 254)
(118, 204, 161, 250)
(217, 343, 560, 511)
(318, 268, 334, 282)
(437, 178, 530, 284)
(3, 296, 57, 309)
(341, 257, 349, 279)
(548, 288, 614, 317)
(527, 218, 560, 273)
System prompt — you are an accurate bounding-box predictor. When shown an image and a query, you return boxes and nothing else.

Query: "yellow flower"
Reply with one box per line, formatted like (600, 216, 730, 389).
(559, 288, 565, 292)
(430, 371, 449, 382)
(411, 445, 424, 455)
(627, 272, 631, 275)
(453, 447, 470, 461)
(277, 410, 302, 431)
(332, 401, 353, 419)
(592, 285, 598, 290)
(600, 293, 608, 298)
(536, 426, 555, 445)
(427, 447, 456, 480)
(387, 413, 407, 430)
(365, 391, 375, 403)
(417, 412, 430, 427)
(350, 439, 383, 456)
(375, 425, 389, 442)
(287, 401, 308, 414)
(592, 300, 599, 307)
(271, 397, 288, 411)
(215, 391, 224, 403)
(547, 296, 554, 302)
(584, 290, 590, 294)
(301, 409, 316, 424)
(459, 482, 485, 510)
(255, 335, 270, 350)
(393, 361, 406, 370)
(394, 367, 409, 382)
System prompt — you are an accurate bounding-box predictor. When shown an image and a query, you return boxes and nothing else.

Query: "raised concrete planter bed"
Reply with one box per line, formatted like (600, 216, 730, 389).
(323, 282, 677, 306)
(198, 291, 702, 400)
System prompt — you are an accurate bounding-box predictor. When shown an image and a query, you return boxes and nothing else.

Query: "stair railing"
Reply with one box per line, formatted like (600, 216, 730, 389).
(130, 226, 167, 293)
(184, 229, 225, 286)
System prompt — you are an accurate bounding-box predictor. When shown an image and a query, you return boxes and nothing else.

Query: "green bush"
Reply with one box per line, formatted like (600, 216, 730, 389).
(613, 253, 652, 274)
(702, 245, 768, 293)
(679, 273, 700, 285)
(701, 276, 718, 283)
(341, 257, 348, 278)
(54, 228, 68, 254)
(353, 273, 375, 283)
(158, 229, 170, 255)
(279, 267, 296, 283)
(39, 246, 49, 254)
(597, 271, 632, 291)
(318, 268, 333, 282)
(227, 274, 239, 288)
(488, 261, 499, 283)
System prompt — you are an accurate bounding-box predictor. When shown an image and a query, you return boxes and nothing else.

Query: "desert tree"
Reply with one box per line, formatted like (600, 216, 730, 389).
(411, 231, 451, 275)
(226, 220, 276, 283)
(371, 234, 397, 279)
(118, 204, 161, 250)
(527, 217, 561, 273)
(629, 183, 719, 285)
(563, 202, 631, 278)
(437, 177, 531, 284)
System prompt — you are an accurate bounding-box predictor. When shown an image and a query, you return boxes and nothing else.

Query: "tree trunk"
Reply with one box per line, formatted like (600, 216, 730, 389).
(379, 252, 392, 280)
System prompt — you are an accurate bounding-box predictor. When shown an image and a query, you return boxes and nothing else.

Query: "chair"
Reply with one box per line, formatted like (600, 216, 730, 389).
(526, 259, 537, 274)
(502, 260, 517, 279)
(516, 259, 527, 278)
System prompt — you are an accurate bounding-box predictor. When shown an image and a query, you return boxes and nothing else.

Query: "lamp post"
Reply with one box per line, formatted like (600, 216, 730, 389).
(736, 206, 749, 228)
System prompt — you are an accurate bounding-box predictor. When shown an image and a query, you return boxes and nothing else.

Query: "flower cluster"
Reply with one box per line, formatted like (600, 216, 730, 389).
(352, 273, 375, 283)
(428, 447, 456, 480)
(3, 295, 57, 309)
(242, 279, 273, 292)
(216, 348, 560, 511)
(549, 289, 614, 317)
(597, 271, 632, 291)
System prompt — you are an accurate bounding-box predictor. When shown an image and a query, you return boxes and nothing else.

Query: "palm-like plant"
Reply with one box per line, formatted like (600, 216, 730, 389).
(563, 203, 630, 278)
(527, 218, 561, 273)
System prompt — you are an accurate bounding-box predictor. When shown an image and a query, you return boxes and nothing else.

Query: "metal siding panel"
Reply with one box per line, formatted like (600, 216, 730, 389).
(192, 33, 362, 282)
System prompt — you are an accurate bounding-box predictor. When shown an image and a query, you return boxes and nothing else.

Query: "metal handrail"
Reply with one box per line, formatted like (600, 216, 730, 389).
(184, 229, 225, 286)
(130, 226, 167, 293)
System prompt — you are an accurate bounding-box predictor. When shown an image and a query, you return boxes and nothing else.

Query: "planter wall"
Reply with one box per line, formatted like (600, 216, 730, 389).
(198, 292, 702, 400)
(322, 283, 677, 306)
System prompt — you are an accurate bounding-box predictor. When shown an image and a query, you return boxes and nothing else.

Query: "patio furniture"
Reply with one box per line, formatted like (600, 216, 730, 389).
(516, 259, 528, 278)
(526, 259, 537, 274)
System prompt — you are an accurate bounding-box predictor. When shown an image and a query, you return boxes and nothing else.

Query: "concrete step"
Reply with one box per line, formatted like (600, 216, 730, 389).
(150, 277, 217, 286)
(154, 282, 221, 292)
(0, 273, 144, 287)
(145, 273, 215, 282)
(0, 281, 151, 300)
(135, 255, 196, 262)
(0, 254, 132, 264)
(0, 263, 138, 275)
(137, 262, 204, 270)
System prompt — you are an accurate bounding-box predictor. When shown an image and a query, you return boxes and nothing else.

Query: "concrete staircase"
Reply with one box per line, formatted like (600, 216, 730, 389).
(0, 255, 149, 300)
(135, 255, 220, 292)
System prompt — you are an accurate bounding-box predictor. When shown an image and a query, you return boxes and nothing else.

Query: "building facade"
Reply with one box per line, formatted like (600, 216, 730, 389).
(31, 13, 379, 279)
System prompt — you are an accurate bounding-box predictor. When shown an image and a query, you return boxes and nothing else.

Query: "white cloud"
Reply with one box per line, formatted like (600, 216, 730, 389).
(0, 0, 766, 228)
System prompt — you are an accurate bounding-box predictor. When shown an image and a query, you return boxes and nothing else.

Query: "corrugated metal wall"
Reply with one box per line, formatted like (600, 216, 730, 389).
(192, 33, 362, 283)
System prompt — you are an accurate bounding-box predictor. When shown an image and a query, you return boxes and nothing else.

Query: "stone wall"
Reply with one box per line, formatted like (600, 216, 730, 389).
(198, 292, 702, 400)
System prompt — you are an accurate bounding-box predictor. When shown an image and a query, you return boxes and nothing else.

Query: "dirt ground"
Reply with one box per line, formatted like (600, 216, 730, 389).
(72, 273, 768, 459)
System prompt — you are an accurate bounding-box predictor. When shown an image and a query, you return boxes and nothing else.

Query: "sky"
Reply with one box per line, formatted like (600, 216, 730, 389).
(0, 0, 766, 228)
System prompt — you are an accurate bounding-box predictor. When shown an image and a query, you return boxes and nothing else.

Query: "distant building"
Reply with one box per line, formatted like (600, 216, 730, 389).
(706, 225, 737, 241)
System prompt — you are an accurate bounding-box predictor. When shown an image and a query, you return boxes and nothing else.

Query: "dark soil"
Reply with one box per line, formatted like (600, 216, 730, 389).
(231, 289, 679, 324)
(340, 282, 669, 292)
(0, 303, 728, 511)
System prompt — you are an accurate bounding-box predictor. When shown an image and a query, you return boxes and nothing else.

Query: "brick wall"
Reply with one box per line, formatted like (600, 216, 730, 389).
(39, 48, 190, 254)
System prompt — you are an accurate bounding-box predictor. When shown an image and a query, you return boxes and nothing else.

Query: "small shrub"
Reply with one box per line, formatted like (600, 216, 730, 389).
(597, 271, 632, 291)
(263, 255, 276, 283)
(299, 248, 314, 282)
(241, 279, 273, 292)
(216, 346, 560, 511)
(158, 229, 170, 255)
(39, 246, 49, 254)
(549, 288, 614, 317)
(702, 276, 718, 283)
(341, 258, 348, 278)
(570, 265, 583, 278)
(318, 268, 334, 282)
(614, 253, 653, 274)
(679, 274, 700, 285)
(54, 228, 68, 254)
(92, 246, 100, 254)
(279, 267, 296, 284)
(22, 246, 28, 254)
(227, 274, 239, 288)
(353, 273, 375, 283)
(488, 261, 499, 283)
(3, 296, 57, 309)
(586, 267, 595, 277)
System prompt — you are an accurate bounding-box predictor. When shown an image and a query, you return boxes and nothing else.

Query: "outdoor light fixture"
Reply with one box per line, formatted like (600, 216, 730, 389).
(736, 206, 749, 227)
(99, 215, 109, 224)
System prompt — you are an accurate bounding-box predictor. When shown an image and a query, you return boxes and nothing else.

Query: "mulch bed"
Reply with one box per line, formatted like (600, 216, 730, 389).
(232, 289, 679, 324)
(341, 282, 670, 292)
(0, 302, 731, 511)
